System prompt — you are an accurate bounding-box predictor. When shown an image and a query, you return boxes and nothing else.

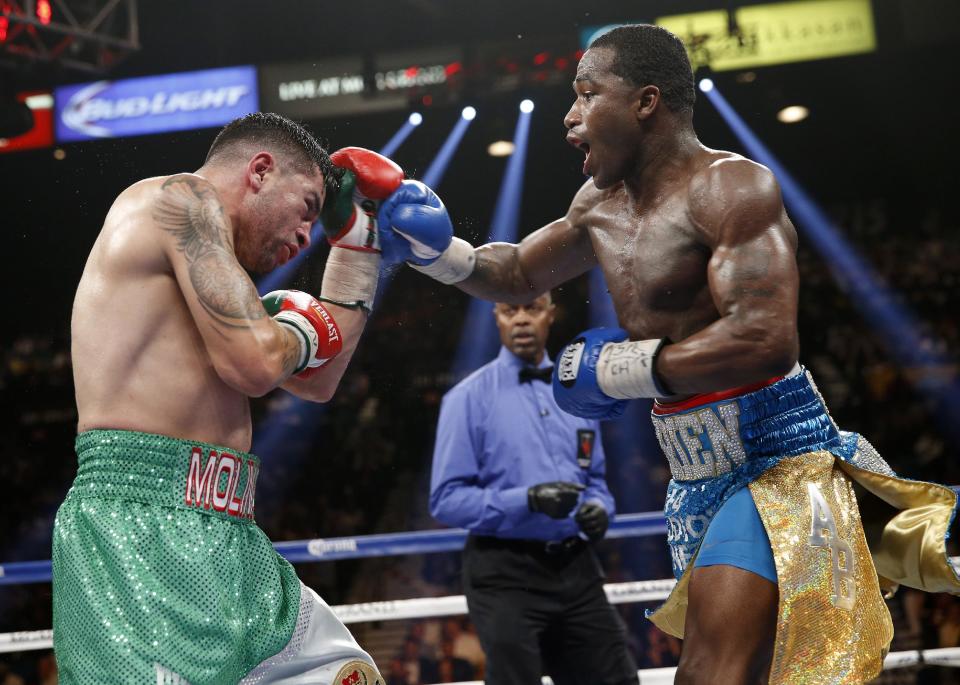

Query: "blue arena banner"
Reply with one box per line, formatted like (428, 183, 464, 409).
(54, 65, 259, 143)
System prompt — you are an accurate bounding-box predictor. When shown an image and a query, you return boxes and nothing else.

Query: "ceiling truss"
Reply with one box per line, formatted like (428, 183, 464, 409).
(1, 0, 139, 74)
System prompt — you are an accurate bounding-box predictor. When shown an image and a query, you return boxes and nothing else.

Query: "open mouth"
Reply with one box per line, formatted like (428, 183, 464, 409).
(566, 133, 591, 174)
(566, 133, 590, 155)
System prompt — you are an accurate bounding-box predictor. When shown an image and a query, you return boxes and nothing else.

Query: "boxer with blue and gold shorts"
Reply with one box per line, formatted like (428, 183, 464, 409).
(391, 22, 960, 684)
(645, 366, 960, 682)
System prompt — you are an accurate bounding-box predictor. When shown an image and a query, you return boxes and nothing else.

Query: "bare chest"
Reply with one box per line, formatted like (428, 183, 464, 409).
(72, 229, 249, 445)
(586, 193, 715, 340)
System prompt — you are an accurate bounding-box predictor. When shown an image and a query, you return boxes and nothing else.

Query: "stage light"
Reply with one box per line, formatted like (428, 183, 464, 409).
(487, 140, 515, 157)
(25, 94, 53, 109)
(698, 78, 714, 93)
(777, 105, 809, 124)
(53, 148, 65, 160)
(408, 112, 423, 126)
(461, 106, 477, 121)
(519, 99, 534, 113)
(36, 0, 51, 25)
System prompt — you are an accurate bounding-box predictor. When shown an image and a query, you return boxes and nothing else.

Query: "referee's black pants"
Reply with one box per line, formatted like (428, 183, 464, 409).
(462, 535, 638, 685)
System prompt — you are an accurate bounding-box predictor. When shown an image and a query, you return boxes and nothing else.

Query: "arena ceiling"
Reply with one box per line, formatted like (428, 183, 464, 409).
(1, 0, 957, 339)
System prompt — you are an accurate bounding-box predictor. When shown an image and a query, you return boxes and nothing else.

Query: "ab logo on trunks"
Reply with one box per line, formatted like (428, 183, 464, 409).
(807, 482, 856, 611)
(334, 660, 383, 685)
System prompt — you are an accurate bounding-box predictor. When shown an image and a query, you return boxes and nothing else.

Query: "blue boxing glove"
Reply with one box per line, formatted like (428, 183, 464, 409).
(378, 180, 453, 266)
(553, 327, 630, 420)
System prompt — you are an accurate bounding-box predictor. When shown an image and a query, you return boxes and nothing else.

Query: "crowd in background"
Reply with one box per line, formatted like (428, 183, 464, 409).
(1, 198, 958, 684)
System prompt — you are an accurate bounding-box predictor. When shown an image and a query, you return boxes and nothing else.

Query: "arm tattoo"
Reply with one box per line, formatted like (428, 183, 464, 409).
(278, 328, 305, 376)
(154, 175, 267, 328)
(729, 249, 777, 300)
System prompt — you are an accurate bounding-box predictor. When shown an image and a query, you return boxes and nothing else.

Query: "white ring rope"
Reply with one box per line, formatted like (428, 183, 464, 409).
(441, 650, 960, 685)
(3, 576, 960, 682)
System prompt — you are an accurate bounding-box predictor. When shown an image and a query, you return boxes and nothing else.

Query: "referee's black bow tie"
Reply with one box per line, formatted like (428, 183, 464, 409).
(519, 366, 554, 384)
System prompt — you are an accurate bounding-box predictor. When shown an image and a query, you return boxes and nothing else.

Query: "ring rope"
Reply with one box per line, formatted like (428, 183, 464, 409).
(0, 512, 667, 585)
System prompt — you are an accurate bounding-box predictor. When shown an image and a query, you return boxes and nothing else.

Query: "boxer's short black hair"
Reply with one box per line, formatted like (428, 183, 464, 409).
(207, 112, 342, 195)
(590, 24, 696, 113)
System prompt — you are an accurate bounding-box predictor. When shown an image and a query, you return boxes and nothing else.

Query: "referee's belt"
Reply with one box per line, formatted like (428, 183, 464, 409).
(471, 535, 586, 556)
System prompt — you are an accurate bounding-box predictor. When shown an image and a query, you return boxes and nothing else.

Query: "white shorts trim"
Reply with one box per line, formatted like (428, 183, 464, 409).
(240, 584, 380, 684)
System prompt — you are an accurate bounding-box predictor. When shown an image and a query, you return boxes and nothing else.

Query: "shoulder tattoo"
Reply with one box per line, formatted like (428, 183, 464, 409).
(154, 175, 266, 328)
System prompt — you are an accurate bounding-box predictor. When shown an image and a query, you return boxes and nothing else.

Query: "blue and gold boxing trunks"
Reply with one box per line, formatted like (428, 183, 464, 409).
(646, 367, 960, 683)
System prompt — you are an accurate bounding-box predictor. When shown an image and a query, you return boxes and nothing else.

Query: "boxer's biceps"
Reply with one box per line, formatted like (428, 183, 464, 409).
(153, 175, 267, 329)
(705, 229, 799, 374)
(152, 176, 288, 394)
(463, 215, 593, 302)
(518, 216, 596, 291)
(708, 227, 797, 320)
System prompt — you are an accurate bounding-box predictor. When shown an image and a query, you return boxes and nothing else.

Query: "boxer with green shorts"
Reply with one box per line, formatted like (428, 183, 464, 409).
(60, 113, 447, 683)
(54, 430, 380, 684)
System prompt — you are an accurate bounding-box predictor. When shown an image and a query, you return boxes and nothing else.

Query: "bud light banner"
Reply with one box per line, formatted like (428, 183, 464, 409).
(54, 66, 259, 143)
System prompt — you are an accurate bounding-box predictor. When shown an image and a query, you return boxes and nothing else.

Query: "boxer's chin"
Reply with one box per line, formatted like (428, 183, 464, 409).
(590, 170, 615, 190)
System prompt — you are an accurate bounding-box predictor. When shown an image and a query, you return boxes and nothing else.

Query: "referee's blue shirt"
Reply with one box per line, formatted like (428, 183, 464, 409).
(429, 346, 616, 541)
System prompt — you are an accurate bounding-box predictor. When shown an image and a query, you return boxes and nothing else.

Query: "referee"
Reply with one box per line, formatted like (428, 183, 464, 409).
(429, 292, 638, 685)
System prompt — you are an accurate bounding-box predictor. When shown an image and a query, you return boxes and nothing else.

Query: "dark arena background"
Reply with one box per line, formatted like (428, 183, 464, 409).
(2, 1, 959, 683)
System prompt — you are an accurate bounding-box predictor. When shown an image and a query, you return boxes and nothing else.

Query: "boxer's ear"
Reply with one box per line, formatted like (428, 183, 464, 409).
(635, 85, 660, 121)
(248, 152, 275, 191)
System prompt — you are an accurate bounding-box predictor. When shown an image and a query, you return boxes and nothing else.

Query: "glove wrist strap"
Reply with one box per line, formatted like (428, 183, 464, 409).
(273, 311, 318, 375)
(321, 247, 380, 312)
(328, 202, 381, 252)
(316, 296, 368, 311)
(410, 237, 476, 284)
(597, 338, 669, 399)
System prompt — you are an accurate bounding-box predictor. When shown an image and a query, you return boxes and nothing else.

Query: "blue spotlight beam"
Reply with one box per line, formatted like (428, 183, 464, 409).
(451, 108, 533, 377)
(488, 110, 532, 242)
(421, 116, 473, 190)
(702, 84, 960, 424)
(380, 118, 419, 159)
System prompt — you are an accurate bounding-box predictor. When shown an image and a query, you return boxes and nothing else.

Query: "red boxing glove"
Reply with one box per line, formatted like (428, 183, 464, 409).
(331, 147, 404, 200)
(321, 148, 404, 251)
(262, 290, 343, 378)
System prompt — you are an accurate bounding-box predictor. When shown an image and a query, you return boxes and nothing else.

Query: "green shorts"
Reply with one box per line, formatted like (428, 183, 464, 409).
(52, 429, 379, 685)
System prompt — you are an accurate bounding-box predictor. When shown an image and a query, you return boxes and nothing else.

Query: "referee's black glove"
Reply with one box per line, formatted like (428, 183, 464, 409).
(575, 502, 609, 541)
(528, 481, 584, 519)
